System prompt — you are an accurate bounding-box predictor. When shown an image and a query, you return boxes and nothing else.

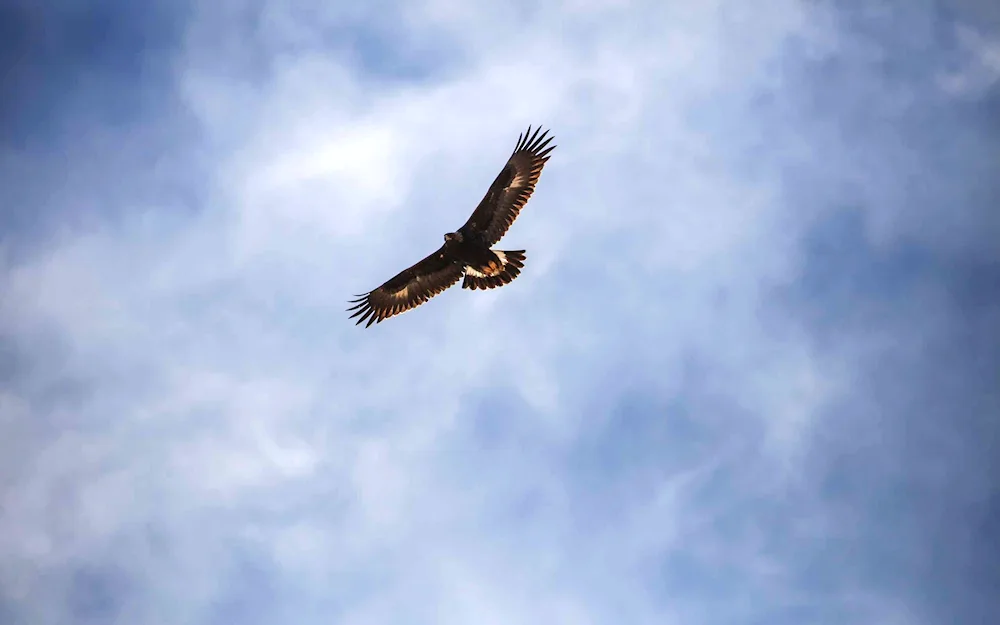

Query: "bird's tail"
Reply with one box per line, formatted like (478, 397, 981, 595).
(462, 250, 526, 290)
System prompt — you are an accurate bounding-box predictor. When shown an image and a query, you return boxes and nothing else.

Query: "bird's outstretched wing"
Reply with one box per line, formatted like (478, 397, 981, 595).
(347, 246, 465, 327)
(459, 126, 556, 246)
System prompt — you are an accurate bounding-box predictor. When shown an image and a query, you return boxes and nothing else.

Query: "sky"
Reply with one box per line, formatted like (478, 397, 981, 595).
(1, 1, 998, 624)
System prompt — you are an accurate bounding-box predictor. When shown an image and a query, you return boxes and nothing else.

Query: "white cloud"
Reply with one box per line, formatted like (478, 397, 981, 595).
(5, 1, 981, 624)
(939, 23, 1000, 96)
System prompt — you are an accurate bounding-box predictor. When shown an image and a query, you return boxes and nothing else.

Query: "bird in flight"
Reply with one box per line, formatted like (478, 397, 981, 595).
(348, 125, 556, 327)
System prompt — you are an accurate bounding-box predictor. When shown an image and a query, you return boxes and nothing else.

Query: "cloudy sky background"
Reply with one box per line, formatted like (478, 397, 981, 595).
(2, 1, 998, 624)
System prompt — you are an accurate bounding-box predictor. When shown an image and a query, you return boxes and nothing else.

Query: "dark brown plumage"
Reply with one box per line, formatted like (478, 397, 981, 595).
(348, 126, 555, 327)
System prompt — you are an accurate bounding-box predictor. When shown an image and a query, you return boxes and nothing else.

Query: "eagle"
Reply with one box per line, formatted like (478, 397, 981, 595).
(348, 125, 556, 327)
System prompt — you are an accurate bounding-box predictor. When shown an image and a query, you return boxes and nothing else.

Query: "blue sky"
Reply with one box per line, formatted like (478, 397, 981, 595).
(1, 1, 998, 624)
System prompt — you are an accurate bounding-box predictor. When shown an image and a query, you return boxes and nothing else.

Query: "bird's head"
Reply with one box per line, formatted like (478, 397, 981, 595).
(444, 232, 463, 243)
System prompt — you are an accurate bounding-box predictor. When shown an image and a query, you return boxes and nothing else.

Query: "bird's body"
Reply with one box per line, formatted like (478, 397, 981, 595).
(444, 231, 494, 268)
(348, 126, 555, 327)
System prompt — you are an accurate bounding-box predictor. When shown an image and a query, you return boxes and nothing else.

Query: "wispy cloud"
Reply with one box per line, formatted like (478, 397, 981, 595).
(1, 1, 997, 624)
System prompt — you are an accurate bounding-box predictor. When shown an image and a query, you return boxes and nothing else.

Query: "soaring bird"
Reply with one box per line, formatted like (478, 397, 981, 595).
(348, 125, 556, 327)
